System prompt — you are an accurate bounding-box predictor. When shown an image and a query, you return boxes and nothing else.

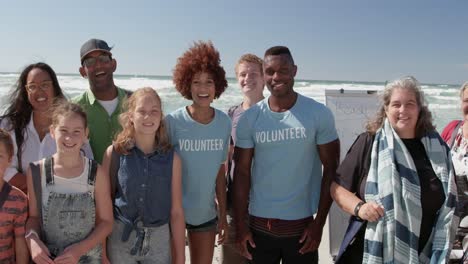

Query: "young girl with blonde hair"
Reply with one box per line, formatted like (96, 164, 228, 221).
(103, 87, 185, 264)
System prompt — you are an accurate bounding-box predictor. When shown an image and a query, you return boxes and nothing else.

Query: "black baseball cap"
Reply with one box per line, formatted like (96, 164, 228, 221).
(80, 38, 113, 64)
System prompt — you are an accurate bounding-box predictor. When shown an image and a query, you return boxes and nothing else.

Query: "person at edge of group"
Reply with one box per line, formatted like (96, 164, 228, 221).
(222, 53, 265, 264)
(0, 130, 28, 264)
(25, 102, 113, 264)
(0, 63, 93, 192)
(233, 46, 340, 264)
(166, 41, 230, 264)
(441, 81, 468, 263)
(73, 38, 130, 164)
(102, 87, 185, 264)
(331, 76, 458, 264)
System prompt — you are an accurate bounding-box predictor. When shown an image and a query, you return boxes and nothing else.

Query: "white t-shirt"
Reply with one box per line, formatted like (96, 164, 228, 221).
(97, 98, 118, 117)
(41, 157, 94, 213)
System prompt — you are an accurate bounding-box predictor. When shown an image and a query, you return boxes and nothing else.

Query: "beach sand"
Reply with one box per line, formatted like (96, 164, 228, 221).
(184, 218, 334, 264)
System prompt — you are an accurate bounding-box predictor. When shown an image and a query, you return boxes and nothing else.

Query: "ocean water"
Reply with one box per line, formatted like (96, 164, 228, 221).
(0, 73, 462, 133)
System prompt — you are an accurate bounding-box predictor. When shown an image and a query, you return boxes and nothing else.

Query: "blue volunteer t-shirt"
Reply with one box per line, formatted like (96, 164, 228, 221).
(166, 107, 231, 225)
(236, 93, 338, 220)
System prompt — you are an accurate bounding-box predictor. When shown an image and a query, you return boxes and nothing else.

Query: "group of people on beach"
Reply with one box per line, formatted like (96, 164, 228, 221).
(0, 37, 466, 264)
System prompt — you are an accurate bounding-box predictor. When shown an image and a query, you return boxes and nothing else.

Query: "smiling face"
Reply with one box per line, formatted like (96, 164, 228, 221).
(130, 94, 162, 136)
(51, 113, 88, 154)
(263, 54, 297, 98)
(385, 88, 420, 138)
(25, 68, 55, 113)
(190, 71, 215, 108)
(237, 62, 264, 97)
(79, 50, 116, 94)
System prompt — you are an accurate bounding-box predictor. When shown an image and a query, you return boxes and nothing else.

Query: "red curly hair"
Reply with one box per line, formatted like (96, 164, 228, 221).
(173, 41, 227, 100)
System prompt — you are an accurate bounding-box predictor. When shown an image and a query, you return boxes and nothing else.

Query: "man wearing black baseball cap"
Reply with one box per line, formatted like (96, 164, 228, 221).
(73, 38, 130, 164)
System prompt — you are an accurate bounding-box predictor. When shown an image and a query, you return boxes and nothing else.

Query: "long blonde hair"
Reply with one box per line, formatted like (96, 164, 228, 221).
(113, 87, 171, 154)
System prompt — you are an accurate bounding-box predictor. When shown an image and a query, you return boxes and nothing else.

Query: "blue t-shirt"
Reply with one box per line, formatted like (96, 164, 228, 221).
(166, 107, 231, 225)
(236, 93, 338, 220)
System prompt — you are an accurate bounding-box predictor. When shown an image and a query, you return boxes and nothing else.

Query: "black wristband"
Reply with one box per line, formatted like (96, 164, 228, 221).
(354, 201, 365, 218)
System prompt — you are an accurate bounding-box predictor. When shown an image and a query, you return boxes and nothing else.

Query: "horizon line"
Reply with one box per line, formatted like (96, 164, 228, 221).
(0, 71, 461, 87)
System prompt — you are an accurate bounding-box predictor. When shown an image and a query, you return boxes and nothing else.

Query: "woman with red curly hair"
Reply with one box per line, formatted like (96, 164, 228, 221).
(166, 41, 230, 264)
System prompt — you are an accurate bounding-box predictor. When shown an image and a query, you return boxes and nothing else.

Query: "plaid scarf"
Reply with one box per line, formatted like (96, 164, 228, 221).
(363, 119, 458, 264)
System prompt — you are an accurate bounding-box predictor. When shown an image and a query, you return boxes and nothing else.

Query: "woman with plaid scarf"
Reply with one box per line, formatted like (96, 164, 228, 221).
(331, 76, 458, 264)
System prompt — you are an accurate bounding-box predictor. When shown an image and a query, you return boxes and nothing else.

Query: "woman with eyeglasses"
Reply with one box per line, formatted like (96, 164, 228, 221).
(0, 62, 93, 192)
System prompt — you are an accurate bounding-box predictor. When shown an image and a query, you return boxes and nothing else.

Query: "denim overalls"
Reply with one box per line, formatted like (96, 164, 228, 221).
(41, 157, 101, 263)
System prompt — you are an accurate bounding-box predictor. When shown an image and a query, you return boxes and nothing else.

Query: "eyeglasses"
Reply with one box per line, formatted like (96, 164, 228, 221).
(82, 54, 112, 67)
(25, 81, 53, 92)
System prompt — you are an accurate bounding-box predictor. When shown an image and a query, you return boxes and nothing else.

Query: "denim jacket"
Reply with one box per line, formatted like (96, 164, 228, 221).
(114, 147, 174, 227)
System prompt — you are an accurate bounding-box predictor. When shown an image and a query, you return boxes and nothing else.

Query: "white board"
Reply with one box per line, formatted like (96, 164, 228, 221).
(325, 89, 380, 258)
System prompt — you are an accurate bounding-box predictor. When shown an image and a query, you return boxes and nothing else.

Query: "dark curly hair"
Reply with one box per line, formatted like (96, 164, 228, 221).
(172, 41, 227, 100)
(0, 62, 65, 172)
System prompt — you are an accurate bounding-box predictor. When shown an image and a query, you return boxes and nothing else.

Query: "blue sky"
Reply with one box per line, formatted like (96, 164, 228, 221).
(1, 0, 467, 84)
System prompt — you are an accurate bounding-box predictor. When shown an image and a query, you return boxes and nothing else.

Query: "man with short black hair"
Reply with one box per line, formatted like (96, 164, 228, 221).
(234, 46, 340, 263)
(73, 38, 129, 163)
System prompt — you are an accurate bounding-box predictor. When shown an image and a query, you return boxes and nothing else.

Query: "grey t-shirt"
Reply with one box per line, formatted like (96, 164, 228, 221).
(227, 104, 245, 181)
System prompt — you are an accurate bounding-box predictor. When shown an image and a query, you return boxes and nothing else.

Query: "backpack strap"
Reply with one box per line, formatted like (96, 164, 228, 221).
(87, 159, 98, 186)
(30, 161, 45, 239)
(0, 182, 12, 208)
(110, 145, 121, 201)
(124, 89, 133, 97)
(44, 157, 54, 185)
(227, 104, 239, 119)
(14, 127, 23, 174)
(449, 120, 463, 148)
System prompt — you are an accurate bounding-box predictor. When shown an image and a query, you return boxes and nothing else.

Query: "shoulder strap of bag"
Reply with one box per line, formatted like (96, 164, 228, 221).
(30, 161, 44, 239)
(227, 105, 237, 119)
(44, 157, 54, 185)
(449, 120, 463, 148)
(110, 145, 121, 201)
(87, 159, 98, 186)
